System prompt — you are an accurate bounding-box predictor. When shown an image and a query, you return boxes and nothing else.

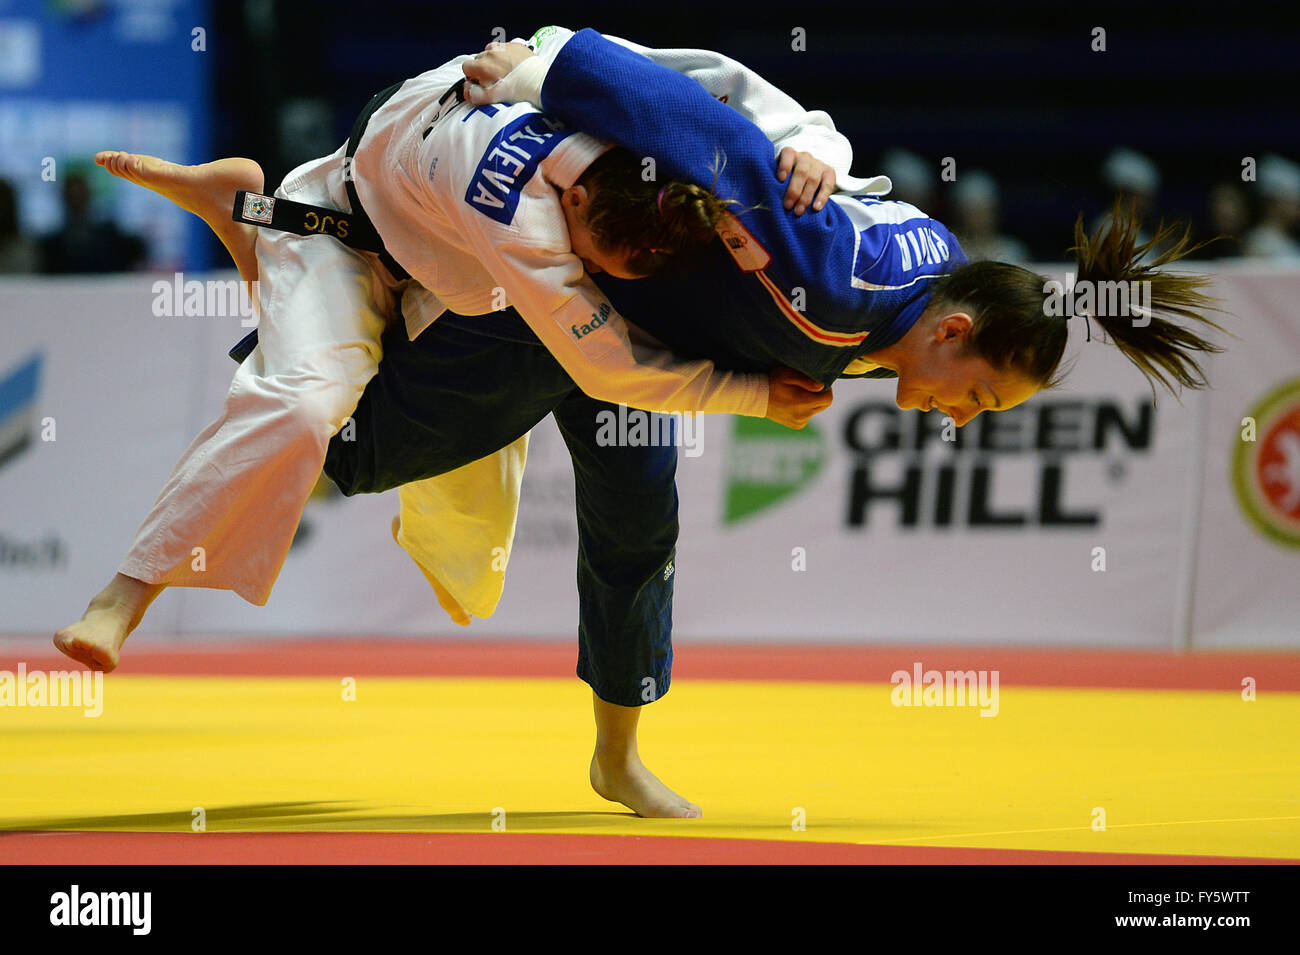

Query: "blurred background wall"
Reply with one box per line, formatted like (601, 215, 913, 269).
(1, 0, 1297, 647)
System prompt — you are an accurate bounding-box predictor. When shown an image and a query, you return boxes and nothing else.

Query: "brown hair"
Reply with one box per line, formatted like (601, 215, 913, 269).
(928, 201, 1230, 398)
(576, 147, 736, 276)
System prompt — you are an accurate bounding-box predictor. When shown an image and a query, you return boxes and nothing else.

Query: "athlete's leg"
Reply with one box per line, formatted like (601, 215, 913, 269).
(56, 149, 395, 671)
(550, 392, 697, 818)
(87, 154, 558, 628)
(327, 326, 697, 815)
(94, 151, 263, 284)
(56, 153, 268, 669)
(589, 692, 699, 819)
(84, 149, 551, 633)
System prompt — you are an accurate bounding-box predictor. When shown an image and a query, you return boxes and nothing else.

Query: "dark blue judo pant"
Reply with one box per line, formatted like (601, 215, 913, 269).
(321, 310, 678, 707)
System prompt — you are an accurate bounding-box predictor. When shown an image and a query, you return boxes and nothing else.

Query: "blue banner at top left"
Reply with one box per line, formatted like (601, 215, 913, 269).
(0, 0, 212, 270)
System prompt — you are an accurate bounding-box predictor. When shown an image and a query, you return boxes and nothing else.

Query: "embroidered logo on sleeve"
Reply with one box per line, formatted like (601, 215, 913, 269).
(570, 302, 611, 340)
(715, 212, 771, 272)
(529, 25, 559, 51)
(464, 113, 569, 224)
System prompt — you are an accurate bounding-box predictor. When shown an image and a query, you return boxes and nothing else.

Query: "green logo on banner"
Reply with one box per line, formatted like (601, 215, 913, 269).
(724, 417, 825, 524)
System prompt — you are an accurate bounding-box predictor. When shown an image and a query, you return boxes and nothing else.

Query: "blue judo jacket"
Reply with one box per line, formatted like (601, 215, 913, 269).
(542, 28, 969, 385)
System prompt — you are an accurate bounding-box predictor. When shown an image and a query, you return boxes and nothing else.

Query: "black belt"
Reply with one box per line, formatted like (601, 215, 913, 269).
(231, 81, 410, 279)
(228, 81, 466, 363)
(342, 81, 411, 282)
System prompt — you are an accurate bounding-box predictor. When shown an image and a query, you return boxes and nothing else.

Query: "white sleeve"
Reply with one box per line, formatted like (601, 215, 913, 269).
(443, 188, 768, 418)
(606, 37, 855, 178)
(518, 25, 858, 180)
(493, 237, 769, 417)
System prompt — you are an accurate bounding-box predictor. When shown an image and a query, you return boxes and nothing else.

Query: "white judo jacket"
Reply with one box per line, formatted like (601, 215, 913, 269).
(350, 27, 873, 420)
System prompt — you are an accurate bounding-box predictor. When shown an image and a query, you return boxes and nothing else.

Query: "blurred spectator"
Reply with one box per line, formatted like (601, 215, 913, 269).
(1243, 154, 1300, 261)
(39, 172, 147, 274)
(880, 148, 935, 211)
(1196, 182, 1249, 259)
(1103, 148, 1160, 218)
(1094, 148, 1160, 247)
(0, 179, 38, 274)
(950, 170, 1030, 264)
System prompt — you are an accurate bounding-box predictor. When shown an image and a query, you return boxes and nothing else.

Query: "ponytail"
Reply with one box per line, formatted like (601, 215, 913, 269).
(1069, 201, 1229, 396)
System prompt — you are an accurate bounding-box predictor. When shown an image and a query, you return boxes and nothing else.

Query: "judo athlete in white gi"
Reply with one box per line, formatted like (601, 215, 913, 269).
(54, 36, 853, 818)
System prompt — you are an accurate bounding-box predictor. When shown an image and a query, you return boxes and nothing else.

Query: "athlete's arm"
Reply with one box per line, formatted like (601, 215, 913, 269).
(466, 30, 847, 255)
(448, 208, 833, 423)
(531, 26, 849, 212)
(475, 28, 851, 212)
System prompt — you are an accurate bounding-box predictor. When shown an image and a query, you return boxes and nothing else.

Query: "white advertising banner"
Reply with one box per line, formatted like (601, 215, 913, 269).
(667, 305, 1195, 646)
(1184, 267, 1300, 649)
(1, 267, 1296, 647)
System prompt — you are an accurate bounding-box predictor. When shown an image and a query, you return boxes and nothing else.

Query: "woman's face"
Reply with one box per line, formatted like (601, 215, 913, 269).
(887, 312, 1040, 428)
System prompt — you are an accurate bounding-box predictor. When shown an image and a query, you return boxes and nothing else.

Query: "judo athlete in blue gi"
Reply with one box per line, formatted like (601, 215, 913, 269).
(321, 29, 1225, 813)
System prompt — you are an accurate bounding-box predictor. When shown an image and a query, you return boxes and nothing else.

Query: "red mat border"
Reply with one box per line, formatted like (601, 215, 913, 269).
(2, 638, 1297, 690)
(1, 831, 1292, 865)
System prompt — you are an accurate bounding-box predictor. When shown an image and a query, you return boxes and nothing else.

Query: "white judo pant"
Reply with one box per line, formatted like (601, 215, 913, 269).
(120, 147, 526, 614)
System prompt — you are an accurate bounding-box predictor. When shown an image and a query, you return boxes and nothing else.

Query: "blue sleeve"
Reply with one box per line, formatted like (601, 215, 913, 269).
(540, 29, 784, 211)
(540, 29, 858, 305)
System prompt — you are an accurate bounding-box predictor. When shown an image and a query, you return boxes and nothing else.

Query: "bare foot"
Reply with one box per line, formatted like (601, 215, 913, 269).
(391, 516, 472, 626)
(53, 607, 130, 672)
(94, 151, 264, 282)
(590, 752, 703, 819)
(53, 574, 162, 672)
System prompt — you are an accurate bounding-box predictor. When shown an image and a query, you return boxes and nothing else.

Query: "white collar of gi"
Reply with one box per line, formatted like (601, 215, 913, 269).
(544, 133, 615, 191)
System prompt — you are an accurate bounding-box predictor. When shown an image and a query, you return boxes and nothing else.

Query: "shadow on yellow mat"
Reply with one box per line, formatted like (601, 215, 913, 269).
(2, 676, 1297, 858)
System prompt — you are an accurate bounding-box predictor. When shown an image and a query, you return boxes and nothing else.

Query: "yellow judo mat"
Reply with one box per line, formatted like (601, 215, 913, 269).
(3, 675, 1297, 860)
